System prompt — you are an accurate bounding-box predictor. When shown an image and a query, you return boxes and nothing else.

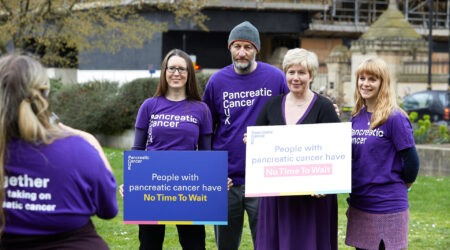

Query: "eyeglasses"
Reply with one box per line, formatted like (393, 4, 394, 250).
(167, 66, 187, 75)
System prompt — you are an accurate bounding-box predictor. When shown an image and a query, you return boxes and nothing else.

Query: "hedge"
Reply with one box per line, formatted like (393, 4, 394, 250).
(105, 77, 159, 134)
(50, 81, 119, 134)
(50, 73, 212, 135)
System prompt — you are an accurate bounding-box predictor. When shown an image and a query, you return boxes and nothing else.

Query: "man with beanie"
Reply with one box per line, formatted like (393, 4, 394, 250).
(202, 21, 288, 250)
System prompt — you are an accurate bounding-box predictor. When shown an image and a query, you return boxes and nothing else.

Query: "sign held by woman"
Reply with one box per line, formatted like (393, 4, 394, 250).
(245, 123, 352, 197)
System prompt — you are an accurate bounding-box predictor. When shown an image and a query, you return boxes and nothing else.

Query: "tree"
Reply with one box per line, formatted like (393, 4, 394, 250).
(0, 0, 209, 67)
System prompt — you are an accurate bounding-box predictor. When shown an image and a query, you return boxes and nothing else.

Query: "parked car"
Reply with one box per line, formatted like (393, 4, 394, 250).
(402, 90, 449, 125)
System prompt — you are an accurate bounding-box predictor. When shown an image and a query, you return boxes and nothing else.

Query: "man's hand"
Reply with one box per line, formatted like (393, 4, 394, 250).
(119, 184, 124, 199)
(228, 178, 233, 190)
(333, 104, 340, 117)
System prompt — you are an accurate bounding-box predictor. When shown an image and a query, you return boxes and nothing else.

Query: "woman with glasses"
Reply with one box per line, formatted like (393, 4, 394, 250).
(130, 49, 213, 250)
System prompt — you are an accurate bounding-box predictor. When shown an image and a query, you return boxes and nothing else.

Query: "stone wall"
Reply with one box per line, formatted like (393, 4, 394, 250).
(96, 129, 135, 150)
(47, 68, 77, 84)
(416, 145, 450, 177)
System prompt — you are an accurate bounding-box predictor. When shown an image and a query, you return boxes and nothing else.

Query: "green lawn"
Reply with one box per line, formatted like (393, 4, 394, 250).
(93, 148, 450, 249)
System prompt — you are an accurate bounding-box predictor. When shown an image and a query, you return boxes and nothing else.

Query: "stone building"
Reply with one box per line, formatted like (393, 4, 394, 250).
(325, 1, 448, 107)
(13, 1, 447, 85)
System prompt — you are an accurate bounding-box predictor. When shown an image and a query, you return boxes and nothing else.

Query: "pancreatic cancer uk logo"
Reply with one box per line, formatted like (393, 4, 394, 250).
(222, 88, 272, 125)
(352, 128, 384, 144)
(128, 155, 150, 170)
(147, 114, 198, 143)
(250, 130, 273, 144)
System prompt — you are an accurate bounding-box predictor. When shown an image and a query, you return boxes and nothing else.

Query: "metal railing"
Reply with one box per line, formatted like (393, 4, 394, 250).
(313, 0, 449, 29)
(211, 0, 330, 3)
(402, 61, 449, 75)
(204, 0, 330, 10)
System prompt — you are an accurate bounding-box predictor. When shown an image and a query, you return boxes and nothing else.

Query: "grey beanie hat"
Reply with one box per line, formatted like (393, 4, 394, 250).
(228, 21, 260, 52)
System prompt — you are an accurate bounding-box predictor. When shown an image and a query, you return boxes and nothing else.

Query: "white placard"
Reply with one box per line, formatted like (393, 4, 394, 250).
(245, 122, 352, 197)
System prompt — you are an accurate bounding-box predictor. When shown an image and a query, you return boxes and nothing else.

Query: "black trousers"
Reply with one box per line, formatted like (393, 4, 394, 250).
(139, 224, 205, 250)
(356, 240, 385, 250)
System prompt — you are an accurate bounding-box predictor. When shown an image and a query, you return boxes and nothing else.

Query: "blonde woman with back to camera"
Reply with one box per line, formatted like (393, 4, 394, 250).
(0, 54, 118, 249)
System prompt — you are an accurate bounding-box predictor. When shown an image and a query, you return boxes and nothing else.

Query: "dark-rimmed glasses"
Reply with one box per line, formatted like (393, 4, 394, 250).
(167, 66, 187, 75)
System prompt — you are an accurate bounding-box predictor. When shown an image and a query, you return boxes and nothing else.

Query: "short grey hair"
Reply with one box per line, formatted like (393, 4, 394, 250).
(282, 48, 319, 82)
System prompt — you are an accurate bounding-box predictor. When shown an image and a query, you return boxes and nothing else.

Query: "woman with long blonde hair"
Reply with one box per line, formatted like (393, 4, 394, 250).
(0, 54, 117, 249)
(346, 58, 419, 250)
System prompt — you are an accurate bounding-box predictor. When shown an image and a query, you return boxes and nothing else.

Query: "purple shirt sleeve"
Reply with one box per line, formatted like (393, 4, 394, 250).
(70, 138, 118, 220)
(198, 102, 213, 135)
(89, 163, 118, 219)
(135, 98, 156, 130)
(203, 80, 219, 127)
(388, 112, 415, 151)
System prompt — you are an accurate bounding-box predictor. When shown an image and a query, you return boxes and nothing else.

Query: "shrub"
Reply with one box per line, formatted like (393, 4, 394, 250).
(435, 124, 450, 144)
(50, 81, 118, 134)
(49, 78, 64, 94)
(409, 112, 449, 144)
(196, 72, 212, 96)
(49, 73, 213, 135)
(106, 77, 159, 134)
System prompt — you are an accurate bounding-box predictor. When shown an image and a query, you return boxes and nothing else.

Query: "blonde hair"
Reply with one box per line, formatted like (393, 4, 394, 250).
(0, 54, 62, 233)
(351, 58, 405, 129)
(282, 48, 319, 83)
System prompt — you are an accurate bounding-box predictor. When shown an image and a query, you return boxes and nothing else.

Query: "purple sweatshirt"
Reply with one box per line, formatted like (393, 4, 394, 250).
(3, 136, 118, 235)
(203, 62, 288, 185)
(350, 108, 415, 213)
(135, 96, 213, 151)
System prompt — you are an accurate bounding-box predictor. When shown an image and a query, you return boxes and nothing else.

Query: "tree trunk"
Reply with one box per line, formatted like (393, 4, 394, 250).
(0, 43, 7, 55)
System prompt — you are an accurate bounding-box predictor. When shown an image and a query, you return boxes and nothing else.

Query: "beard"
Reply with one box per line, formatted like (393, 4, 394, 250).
(232, 53, 256, 74)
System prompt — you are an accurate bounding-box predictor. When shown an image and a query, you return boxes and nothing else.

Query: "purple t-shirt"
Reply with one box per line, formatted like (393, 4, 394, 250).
(3, 136, 118, 235)
(202, 62, 288, 185)
(135, 96, 213, 151)
(349, 108, 415, 213)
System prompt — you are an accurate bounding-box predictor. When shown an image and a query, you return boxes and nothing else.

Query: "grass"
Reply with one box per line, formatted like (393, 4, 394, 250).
(93, 148, 450, 249)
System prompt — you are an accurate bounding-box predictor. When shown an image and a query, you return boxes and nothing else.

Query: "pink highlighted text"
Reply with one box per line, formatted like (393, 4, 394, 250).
(264, 164, 333, 177)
